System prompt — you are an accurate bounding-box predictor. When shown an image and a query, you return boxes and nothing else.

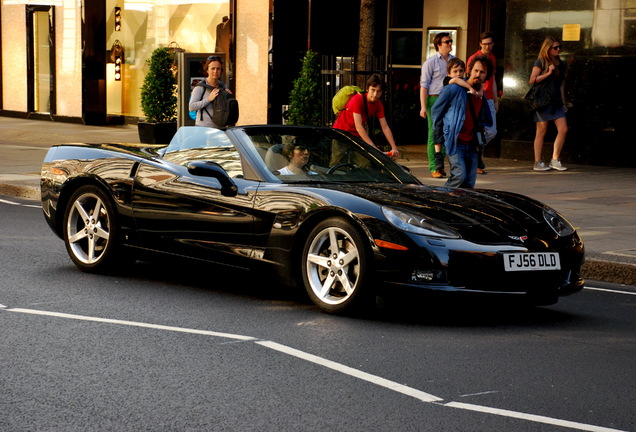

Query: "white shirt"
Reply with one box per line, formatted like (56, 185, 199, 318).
(420, 52, 455, 96)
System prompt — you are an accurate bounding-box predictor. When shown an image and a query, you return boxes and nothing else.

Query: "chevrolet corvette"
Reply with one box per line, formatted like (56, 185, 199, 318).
(41, 125, 585, 313)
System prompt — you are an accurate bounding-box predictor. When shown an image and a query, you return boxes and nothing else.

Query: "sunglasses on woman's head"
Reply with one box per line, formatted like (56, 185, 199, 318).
(208, 55, 222, 61)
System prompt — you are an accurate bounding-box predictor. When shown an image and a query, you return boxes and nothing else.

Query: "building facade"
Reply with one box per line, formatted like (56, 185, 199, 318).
(0, 0, 270, 126)
(1, 0, 633, 166)
(498, 0, 635, 167)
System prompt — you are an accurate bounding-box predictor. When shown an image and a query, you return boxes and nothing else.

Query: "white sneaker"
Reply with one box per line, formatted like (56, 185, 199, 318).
(533, 161, 551, 171)
(549, 159, 567, 171)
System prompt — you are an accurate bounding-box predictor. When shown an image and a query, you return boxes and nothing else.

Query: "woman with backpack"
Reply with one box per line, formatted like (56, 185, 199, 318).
(189, 55, 237, 128)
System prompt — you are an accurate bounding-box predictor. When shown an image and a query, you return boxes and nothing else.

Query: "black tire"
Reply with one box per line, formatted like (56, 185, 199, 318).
(62, 185, 124, 273)
(301, 217, 373, 314)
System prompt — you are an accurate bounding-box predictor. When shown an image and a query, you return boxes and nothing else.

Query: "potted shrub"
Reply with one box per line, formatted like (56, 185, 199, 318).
(138, 47, 178, 144)
(286, 50, 322, 126)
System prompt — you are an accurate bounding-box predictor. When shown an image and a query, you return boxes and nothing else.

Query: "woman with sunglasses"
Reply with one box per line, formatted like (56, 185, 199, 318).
(189, 55, 234, 128)
(276, 140, 317, 176)
(529, 36, 568, 171)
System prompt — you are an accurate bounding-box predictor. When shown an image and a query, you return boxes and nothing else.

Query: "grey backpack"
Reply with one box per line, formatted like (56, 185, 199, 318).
(197, 81, 239, 127)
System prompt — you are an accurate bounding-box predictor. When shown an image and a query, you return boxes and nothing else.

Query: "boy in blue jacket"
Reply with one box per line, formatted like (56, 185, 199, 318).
(433, 58, 480, 177)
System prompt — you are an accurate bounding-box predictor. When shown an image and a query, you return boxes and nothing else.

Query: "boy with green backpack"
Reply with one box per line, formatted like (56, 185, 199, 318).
(332, 74, 400, 159)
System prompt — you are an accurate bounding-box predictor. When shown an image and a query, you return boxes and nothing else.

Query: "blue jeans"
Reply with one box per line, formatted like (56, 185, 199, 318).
(445, 144, 478, 188)
(478, 99, 497, 146)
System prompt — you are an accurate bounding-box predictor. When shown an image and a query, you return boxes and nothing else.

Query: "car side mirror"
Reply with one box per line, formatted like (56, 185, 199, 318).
(187, 160, 238, 197)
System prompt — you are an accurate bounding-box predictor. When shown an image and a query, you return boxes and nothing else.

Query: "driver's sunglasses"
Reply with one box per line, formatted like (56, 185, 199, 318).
(442, 39, 453, 45)
(294, 146, 308, 152)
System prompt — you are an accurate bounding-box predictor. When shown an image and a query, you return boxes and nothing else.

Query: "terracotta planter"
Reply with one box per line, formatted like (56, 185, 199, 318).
(137, 121, 177, 144)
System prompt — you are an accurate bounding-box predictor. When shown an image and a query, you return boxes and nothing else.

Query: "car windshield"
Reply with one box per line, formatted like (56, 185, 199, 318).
(243, 126, 416, 184)
(162, 126, 243, 178)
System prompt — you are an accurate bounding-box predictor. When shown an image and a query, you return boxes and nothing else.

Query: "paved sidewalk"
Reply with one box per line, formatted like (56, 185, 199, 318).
(1, 116, 635, 285)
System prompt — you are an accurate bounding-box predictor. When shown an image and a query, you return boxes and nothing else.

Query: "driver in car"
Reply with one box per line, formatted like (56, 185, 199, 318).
(276, 142, 317, 176)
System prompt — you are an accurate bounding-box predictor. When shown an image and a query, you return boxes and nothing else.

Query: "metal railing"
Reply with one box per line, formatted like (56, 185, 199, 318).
(320, 55, 388, 126)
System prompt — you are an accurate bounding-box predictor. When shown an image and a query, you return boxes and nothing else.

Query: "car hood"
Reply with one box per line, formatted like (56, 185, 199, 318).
(310, 182, 549, 241)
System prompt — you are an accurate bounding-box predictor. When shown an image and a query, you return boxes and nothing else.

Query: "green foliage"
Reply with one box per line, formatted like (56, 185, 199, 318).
(287, 50, 322, 126)
(140, 47, 177, 123)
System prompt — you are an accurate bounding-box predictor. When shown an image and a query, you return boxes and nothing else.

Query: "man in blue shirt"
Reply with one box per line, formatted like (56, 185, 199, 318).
(420, 32, 454, 178)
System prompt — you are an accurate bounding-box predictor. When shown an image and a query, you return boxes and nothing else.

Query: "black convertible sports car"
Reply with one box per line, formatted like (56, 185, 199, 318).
(41, 125, 584, 313)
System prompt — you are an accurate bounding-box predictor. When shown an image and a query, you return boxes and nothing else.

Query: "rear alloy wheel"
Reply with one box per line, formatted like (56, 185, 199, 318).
(63, 185, 121, 273)
(302, 217, 372, 313)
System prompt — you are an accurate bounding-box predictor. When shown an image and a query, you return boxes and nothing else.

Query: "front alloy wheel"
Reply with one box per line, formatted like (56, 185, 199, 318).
(302, 217, 372, 313)
(63, 185, 120, 273)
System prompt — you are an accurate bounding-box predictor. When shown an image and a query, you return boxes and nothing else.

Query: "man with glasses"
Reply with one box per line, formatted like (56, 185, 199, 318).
(420, 32, 454, 178)
(467, 32, 499, 174)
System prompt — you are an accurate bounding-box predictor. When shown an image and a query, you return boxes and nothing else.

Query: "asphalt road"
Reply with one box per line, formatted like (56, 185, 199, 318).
(2, 196, 635, 432)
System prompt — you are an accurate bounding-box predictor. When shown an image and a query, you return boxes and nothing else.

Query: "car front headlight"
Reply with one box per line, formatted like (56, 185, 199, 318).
(382, 206, 459, 238)
(543, 205, 575, 237)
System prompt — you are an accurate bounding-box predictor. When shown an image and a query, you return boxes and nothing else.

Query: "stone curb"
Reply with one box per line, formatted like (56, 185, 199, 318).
(582, 260, 636, 287)
(0, 183, 40, 201)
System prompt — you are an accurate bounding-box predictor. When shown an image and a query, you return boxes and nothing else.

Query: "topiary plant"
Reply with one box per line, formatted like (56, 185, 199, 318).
(287, 50, 322, 126)
(140, 47, 177, 123)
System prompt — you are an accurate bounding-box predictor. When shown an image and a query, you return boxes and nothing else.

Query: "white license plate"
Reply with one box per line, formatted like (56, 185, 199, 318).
(503, 252, 561, 272)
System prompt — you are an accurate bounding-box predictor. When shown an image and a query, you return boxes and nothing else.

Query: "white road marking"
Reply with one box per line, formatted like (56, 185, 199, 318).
(0, 198, 20, 205)
(0, 198, 40, 208)
(257, 340, 442, 402)
(585, 286, 636, 296)
(7, 308, 256, 341)
(459, 390, 500, 398)
(3, 304, 629, 431)
(445, 402, 627, 432)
